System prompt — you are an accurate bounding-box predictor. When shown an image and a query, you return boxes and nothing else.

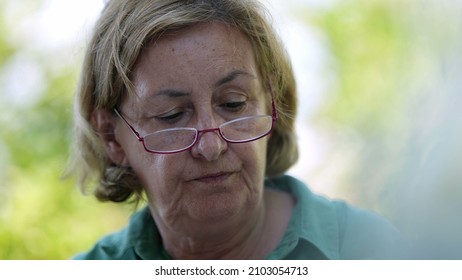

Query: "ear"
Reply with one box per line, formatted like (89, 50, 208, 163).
(92, 108, 129, 166)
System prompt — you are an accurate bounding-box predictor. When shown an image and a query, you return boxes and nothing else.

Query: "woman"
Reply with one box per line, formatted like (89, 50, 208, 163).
(69, 0, 405, 259)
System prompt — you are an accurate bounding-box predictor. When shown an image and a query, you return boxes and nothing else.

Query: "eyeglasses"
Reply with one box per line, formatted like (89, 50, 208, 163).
(113, 99, 277, 154)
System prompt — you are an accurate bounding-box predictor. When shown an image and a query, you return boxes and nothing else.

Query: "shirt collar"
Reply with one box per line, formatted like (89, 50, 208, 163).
(129, 207, 166, 260)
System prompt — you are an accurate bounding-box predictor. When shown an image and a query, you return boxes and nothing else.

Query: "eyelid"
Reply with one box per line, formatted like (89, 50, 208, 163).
(221, 100, 246, 108)
(156, 111, 183, 120)
(218, 89, 248, 100)
(154, 107, 190, 120)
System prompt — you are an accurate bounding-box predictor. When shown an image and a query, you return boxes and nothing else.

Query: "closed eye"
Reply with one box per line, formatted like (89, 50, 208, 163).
(221, 101, 246, 111)
(156, 111, 184, 122)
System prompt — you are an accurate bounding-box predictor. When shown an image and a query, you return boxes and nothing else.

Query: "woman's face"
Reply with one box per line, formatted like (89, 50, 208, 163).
(115, 22, 269, 231)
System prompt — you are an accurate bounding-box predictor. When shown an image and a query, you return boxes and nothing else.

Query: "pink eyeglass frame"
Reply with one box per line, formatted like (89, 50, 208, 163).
(113, 97, 278, 154)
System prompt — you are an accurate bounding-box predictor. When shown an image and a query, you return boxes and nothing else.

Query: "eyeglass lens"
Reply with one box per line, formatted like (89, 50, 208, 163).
(143, 115, 272, 153)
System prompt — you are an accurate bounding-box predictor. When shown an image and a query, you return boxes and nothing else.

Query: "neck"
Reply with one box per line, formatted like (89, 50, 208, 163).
(165, 206, 267, 259)
(150, 188, 293, 259)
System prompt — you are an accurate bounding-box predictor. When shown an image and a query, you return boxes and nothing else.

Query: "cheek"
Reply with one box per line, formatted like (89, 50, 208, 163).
(118, 132, 161, 183)
(131, 153, 190, 205)
(238, 139, 268, 179)
(122, 141, 150, 175)
(117, 129, 170, 182)
(130, 153, 181, 187)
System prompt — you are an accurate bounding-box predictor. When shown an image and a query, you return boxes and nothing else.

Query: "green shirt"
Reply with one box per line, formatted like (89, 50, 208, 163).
(74, 175, 406, 260)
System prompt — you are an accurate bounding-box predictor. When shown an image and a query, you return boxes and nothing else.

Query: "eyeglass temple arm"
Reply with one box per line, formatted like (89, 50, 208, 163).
(113, 108, 143, 140)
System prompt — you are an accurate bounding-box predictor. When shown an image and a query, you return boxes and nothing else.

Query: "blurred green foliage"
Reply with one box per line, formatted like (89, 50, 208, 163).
(312, 1, 414, 132)
(306, 0, 462, 257)
(305, 0, 420, 212)
(0, 1, 131, 259)
(0, 70, 131, 259)
(1, 0, 461, 259)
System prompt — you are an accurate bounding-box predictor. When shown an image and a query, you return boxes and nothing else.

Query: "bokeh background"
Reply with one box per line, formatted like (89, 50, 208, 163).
(1, 0, 461, 259)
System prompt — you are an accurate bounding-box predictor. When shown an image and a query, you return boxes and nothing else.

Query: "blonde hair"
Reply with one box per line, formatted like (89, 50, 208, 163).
(68, 0, 298, 203)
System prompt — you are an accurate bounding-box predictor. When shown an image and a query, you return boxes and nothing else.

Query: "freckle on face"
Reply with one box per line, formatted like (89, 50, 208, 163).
(124, 22, 268, 226)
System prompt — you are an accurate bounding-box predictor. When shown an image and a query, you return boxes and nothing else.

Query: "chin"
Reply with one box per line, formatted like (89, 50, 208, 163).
(186, 190, 256, 224)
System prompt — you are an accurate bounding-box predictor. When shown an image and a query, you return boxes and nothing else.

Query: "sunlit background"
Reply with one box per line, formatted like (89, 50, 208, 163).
(1, 0, 461, 259)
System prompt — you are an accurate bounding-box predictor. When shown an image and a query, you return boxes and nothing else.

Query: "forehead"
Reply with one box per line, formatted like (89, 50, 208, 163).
(128, 22, 259, 103)
(138, 21, 254, 65)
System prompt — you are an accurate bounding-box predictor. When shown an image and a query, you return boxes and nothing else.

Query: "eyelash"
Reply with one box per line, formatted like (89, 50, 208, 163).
(221, 101, 246, 110)
(155, 108, 189, 123)
(157, 112, 183, 121)
(155, 100, 247, 123)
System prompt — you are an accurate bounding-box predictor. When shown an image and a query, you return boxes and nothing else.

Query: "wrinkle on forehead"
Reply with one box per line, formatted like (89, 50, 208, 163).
(123, 22, 260, 116)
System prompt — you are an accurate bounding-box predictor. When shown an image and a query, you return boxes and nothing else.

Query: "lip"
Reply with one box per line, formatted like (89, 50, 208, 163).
(192, 172, 234, 184)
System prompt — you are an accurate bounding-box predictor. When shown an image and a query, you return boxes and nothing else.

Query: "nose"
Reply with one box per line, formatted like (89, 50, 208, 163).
(190, 128, 228, 161)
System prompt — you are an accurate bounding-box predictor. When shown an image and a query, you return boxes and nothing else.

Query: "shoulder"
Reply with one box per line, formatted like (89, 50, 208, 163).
(266, 175, 408, 259)
(73, 227, 135, 260)
(332, 200, 408, 259)
(73, 207, 156, 260)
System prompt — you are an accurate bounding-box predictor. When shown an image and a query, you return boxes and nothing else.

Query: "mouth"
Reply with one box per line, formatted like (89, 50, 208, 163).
(192, 172, 234, 184)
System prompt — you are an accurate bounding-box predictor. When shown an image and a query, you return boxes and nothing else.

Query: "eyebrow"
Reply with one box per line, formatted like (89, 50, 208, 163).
(214, 70, 257, 88)
(152, 70, 256, 98)
(154, 89, 190, 98)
